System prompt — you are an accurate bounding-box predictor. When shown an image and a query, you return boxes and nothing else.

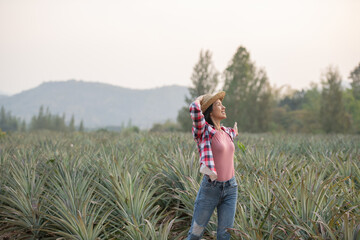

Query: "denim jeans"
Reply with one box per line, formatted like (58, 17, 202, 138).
(187, 175, 238, 240)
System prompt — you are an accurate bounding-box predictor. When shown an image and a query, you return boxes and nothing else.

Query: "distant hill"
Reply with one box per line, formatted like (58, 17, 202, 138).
(0, 90, 8, 99)
(0, 80, 189, 129)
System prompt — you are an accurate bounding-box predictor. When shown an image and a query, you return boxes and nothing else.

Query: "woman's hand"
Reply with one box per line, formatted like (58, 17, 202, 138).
(195, 95, 204, 104)
(234, 122, 238, 136)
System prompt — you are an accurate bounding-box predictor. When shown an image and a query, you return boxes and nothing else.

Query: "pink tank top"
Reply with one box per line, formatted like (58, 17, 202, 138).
(211, 130, 235, 181)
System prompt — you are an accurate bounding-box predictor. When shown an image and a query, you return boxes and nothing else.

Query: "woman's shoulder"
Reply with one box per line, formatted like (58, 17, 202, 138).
(221, 126, 236, 138)
(220, 125, 231, 131)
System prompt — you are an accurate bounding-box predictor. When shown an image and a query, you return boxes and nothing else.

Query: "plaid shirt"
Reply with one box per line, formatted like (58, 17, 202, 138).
(189, 101, 236, 176)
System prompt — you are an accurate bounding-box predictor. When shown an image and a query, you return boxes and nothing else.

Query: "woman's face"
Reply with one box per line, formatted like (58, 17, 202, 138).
(210, 99, 226, 121)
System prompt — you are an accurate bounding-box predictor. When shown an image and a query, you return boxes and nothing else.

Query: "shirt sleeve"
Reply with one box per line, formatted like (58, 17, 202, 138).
(226, 127, 237, 140)
(189, 101, 206, 139)
(200, 163, 218, 181)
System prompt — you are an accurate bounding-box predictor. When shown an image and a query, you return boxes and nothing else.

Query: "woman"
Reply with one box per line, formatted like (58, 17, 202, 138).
(187, 91, 238, 240)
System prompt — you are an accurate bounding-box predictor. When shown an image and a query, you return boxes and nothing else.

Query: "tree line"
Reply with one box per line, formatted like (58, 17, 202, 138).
(1, 45, 359, 134)
(177, 46, 360, 134)
(0, 106, 84, 133)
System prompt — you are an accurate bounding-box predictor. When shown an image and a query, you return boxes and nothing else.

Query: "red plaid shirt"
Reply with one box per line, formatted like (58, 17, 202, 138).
(189, 101, 236, 176)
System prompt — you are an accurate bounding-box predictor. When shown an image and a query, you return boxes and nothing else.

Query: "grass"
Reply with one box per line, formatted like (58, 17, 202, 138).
(0, 131, 359, 239)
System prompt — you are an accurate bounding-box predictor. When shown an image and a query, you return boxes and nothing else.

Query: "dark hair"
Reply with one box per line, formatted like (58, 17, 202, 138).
(203, 104, 214, 126)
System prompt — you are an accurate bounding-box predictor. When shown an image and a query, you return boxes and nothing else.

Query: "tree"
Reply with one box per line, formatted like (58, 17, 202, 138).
(0, 106, 19, 132)
(270, 83, 323, 133)
(349, 62, 360, 100)
(344, 63, 360, 133)
(301, 83, 322, 133)
(177, 49, 219, 131)
(177, 107, 192, 132)
(343, 88, 360, 133)
(186, 50, 219, 102)
(69, 114, 75, 132)
(279, 90, 306, 111)
(79, 120, 84, 132)
(37, 106, 45, 129)
(20, 120, 26, 132)
(222, 46, 272, 132)
(150, 120, 180, 132)
(29, 106, 71, 132)
(0, 106, 6, 130)
(320, 66, 350, 133)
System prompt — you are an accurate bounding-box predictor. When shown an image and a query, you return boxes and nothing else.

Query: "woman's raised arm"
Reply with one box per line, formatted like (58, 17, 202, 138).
(189, 95, 205, 139)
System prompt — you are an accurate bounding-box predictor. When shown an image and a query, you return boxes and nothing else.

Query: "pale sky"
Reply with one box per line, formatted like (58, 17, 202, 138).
(1, 0, 359, 95)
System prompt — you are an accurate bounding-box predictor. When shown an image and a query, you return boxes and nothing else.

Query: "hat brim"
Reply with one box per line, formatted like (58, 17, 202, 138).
(201, 91, 226, 112)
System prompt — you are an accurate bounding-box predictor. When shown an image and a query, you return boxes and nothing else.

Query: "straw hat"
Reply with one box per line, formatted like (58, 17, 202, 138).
(200, 91, 226, 112)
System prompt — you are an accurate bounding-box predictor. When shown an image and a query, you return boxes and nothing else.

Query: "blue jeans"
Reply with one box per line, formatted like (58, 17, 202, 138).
(187, 175, 238, 240)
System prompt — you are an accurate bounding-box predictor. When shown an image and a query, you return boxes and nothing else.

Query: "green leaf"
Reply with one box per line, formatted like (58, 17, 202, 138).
(237, 140, 246, 153)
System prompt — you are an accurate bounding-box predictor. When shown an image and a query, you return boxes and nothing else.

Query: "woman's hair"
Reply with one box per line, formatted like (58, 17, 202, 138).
(203, 104, 214, 126)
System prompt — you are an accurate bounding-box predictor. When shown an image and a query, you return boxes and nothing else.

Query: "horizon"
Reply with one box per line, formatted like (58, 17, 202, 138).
(0, 79, 191, 96)
(0, 77, 353, 97)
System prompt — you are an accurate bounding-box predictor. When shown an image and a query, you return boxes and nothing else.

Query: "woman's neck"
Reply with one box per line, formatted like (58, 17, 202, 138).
(211, 117, 221, 131)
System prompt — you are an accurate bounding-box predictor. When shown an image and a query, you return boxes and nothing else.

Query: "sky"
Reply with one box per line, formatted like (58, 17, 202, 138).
(0, 0, 359, 95)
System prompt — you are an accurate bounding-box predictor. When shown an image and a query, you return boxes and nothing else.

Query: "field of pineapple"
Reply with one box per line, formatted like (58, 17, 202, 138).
(0, 131, 359, 239)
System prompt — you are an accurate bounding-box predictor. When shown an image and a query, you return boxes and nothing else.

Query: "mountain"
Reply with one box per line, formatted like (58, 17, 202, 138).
(0, 80, 189, 129)
(0, 91, 9, 99)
